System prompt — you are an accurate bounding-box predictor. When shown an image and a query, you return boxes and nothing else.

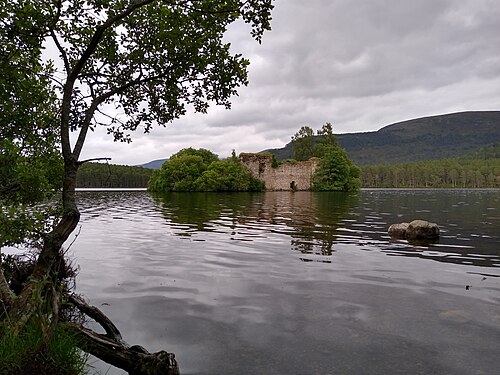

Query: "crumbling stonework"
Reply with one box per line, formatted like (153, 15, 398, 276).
(240, 153, 320, 191)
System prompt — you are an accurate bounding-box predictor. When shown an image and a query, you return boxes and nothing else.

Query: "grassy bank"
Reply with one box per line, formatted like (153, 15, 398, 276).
(0, 320, 87, 375)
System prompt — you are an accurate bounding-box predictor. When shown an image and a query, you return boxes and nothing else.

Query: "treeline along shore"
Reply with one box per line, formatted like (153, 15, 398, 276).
(76, 163, 153, 188)
(360, 145, 500, 188)
(77, 144, 499, 189)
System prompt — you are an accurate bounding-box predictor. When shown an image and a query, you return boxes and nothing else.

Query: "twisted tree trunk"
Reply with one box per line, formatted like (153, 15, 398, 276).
(65, 295, 180, 375)
(1, 157, 180, 374)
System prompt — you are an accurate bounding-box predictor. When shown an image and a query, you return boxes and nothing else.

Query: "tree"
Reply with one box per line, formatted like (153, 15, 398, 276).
(314, 122, 339, 158)
(148, 148, 265, 192)
(288, 123, 360, 192)
(76, 162, 153, 188)
(1, 1, 273, 373)
(0, 1, 62, 249)
(149, 148, 219, 192)
(195, 158, 265, 191)
(312, 146, 361, 192)
(291, 126, 315, 161)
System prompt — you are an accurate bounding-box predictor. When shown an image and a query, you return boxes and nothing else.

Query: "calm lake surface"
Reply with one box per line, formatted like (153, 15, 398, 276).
(72, 189, 500, 375)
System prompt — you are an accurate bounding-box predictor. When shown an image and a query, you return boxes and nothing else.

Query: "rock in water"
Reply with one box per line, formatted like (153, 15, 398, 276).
(388, 220, 439, 240)
(407, 220, 439, 239)
(388, 223, 410, 239)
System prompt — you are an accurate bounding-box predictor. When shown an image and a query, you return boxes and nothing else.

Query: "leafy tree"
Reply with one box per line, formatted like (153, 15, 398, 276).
(148, 148, 219, 191)
(1, 1, 273, 373)
(315, 122, 337, 157)
(312, 146, 361, 192)
(291, 126, 315, 161)
(289, 123, 360, 192)
(195, 159, 265, 191)
(0, 2, 62, 249)
(148, 148, 265, 192)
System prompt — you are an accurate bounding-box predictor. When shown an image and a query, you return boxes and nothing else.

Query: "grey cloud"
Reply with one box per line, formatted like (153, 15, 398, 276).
(79, 0, 500, 164)
(247, 0, 500, 97)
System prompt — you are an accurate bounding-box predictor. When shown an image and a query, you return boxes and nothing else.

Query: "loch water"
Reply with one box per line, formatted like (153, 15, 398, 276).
(73, 189, 500, 375)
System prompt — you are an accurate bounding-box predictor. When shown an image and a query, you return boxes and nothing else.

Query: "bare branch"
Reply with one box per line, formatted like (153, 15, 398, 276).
(50, 30, 70, 74)
(63, 294, 180, 374)
(67, 294, 123, 343)
(64, 322, 180, 375)
(63, 225, 82, 252)
(78, 157, 112, 164)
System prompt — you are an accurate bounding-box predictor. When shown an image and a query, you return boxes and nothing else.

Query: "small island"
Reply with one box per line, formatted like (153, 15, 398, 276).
(148, 124, 361, 193)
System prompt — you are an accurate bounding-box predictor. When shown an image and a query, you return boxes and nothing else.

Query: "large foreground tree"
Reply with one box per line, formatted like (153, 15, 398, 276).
(1, 1, 273, 373)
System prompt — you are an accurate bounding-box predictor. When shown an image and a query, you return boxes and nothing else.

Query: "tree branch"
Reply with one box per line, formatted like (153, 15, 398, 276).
(72, 69, 171, 159)
(50, 30, 70, 74)
(48, 0, 69, 73)
(64, 322, 180, 375)
(68, 0, 156, 85)
(68, 0, 156, 160)
(67, 294, 123, 343)
(78, 157, 112, 165)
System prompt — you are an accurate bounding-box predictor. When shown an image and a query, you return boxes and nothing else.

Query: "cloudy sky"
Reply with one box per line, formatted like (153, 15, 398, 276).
(77, 0, 500, 165)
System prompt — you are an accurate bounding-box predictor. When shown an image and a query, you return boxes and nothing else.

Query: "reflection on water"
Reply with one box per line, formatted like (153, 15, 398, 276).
(149, 192, 362, 261)
(74, 189, 500, 375)
(81, 189, 500, 268)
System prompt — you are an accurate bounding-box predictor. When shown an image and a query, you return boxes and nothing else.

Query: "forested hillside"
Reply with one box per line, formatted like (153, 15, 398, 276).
(77, 163, 153, 188)
(360, 144, 500, 188)
(83, 112, 500, 189)
(266, 111, 500, 165)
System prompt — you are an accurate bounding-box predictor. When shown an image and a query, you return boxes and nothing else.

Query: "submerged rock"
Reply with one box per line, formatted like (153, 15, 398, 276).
(388, 220, 439, 240)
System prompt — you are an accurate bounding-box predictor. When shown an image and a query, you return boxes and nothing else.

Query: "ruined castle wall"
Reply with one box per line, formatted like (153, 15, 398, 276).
(239, 153, 319, 191)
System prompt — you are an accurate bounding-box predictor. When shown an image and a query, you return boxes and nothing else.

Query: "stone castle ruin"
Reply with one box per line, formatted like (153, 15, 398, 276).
(240, 153, 320, 191)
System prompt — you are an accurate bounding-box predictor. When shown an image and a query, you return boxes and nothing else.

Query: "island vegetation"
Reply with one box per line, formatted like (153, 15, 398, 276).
(290, 124, 361, 192)
(0, 1, 274, 374)
(147, 125, 361, 193)
(148, 148, 265, 192)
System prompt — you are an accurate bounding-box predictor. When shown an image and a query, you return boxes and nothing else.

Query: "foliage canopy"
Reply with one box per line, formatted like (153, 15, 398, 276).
(290, 124, 360, 192)
(0, 2, 63, 248)
(148, 148, 265, 192)
(312, 146, 361, 192)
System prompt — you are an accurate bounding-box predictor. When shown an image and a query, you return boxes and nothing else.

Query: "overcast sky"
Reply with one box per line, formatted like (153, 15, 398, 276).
(77, 0, 500, 165)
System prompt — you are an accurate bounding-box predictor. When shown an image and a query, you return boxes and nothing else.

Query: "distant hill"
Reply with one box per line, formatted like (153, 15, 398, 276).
(265, 111, 500, 165)
(138, 158, 168, 169)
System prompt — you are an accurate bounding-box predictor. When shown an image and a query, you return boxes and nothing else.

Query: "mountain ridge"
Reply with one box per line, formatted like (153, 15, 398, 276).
(265, 111, 500, 165)
(139, 111, 500, 168)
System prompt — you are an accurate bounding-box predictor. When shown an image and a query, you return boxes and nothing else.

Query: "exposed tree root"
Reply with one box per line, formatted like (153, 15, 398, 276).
(65, 294, 180, 375)
(1, 251, 180, 375)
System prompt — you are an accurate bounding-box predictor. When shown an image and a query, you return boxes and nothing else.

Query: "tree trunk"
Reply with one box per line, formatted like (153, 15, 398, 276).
(66, 323, 180, 375)
(1, 154, 181, 374)
(65, 295, 180, 375)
